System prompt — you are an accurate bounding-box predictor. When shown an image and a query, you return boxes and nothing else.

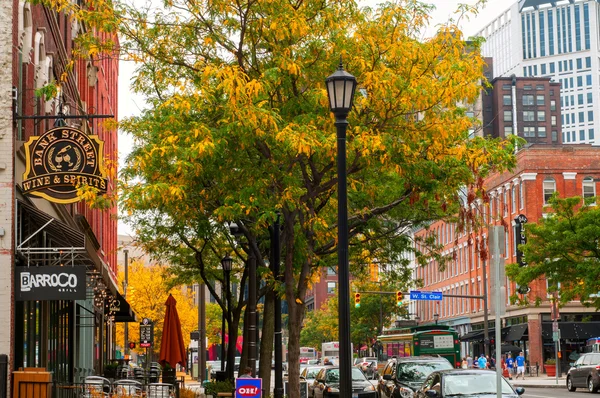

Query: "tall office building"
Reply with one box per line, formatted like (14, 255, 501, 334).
(477, 0, 600, 145)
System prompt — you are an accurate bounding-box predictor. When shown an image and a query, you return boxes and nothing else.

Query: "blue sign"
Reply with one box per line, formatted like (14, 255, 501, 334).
(236, 377, 262, 398)
(410, 290, 443, 301)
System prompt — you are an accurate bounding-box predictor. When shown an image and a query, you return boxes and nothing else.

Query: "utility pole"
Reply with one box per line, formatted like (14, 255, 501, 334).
(271, 214, 283, 398)
(198, 283, 206, 382)
(482, 257, 490, 358)
(123, 249, 129, 357)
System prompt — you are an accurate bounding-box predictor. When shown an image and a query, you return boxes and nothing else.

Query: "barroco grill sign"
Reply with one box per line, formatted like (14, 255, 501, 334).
(22, 126, 108, 204)
(15, 266, 87, 301)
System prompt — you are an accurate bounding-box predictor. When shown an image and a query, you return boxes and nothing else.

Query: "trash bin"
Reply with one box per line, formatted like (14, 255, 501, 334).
(215, 371, 227, 382)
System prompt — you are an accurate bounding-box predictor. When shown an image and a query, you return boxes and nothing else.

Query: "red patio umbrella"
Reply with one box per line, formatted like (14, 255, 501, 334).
(158, 294, 187, 367)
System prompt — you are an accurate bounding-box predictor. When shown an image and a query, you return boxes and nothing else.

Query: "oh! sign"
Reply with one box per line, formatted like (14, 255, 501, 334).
(235, 378, 262, 398)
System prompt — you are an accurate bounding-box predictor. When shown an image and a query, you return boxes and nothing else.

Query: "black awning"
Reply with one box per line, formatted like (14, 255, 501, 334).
(17, 200, 85, 248)
(542, 322, 600, 340)
(460, 330, 484, 342)
(110, 292, 137, 322)
(505, 323, 528, 341)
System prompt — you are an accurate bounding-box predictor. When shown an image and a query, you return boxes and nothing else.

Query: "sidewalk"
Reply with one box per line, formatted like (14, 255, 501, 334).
(509, 375, 566, 389)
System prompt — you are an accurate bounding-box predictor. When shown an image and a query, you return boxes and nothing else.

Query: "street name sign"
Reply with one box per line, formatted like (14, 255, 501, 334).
(410, 291, 443, 301)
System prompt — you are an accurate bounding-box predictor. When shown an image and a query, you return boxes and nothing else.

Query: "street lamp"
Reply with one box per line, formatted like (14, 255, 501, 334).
(326, 59, 357, 398)
(220, 254, 233, 375)
(433, 313, 439, 325)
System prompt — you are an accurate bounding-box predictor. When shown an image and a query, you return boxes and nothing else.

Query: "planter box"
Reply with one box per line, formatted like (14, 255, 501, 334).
(545, 364, 556, 377)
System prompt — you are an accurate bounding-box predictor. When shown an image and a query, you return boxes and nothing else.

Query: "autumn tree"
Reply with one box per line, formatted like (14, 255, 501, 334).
(114, 261, 198, 359)
(117, 1, 519, 394)
(506, 195, 600, 308)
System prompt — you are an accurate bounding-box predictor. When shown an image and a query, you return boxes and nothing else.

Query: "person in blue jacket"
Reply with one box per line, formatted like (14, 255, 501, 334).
(505, 353, 514, 380)
(477, 353, 487, 370)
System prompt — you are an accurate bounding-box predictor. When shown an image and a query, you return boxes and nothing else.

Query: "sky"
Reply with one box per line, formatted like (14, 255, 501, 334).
(116, 0, 512, 235)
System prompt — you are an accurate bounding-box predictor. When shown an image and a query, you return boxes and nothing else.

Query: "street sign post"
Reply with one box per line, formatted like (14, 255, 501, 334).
(140, 318, 154, 348)
(409, 291, 443, 301)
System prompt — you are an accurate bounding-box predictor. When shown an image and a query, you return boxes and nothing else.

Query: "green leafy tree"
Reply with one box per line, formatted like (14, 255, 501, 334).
(506, 194, 600, 307)
(117, 1, 519, 393)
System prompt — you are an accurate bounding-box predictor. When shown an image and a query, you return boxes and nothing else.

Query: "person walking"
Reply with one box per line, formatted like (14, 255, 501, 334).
(461, 357, 468, 369)
(238, 367, 254, 378)
(477, 354, 487, 370)
(515, 352, 526, 379)
(505, 353, 514, 380)
(466, 354, 473, 368)
(323, 357, 333, 366)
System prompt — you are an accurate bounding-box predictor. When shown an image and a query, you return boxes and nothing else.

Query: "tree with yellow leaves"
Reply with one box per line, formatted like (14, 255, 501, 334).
(114, 261, 198, 359)
(115, 1, 521, 395)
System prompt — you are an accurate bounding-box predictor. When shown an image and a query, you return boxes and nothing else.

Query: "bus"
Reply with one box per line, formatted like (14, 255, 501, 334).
(376, 324, 461, 368)
(584, 337, 600, 353)
(321, 342, 354, 365)
(299, 347, 319, 364)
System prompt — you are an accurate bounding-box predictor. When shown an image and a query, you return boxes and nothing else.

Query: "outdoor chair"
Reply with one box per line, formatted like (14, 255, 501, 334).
(81, 376, 111, 398)
(147, 383, 175, 398)
(113, 379, 143, 397)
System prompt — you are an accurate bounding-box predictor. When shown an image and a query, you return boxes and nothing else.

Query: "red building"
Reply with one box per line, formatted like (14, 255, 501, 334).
(4, 0, 126, 385)
(414, 144, 600, 371)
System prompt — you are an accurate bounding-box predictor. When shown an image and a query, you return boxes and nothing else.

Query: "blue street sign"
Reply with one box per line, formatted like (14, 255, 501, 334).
(409, 290, 443, 301)
(236, 377, 262, 398)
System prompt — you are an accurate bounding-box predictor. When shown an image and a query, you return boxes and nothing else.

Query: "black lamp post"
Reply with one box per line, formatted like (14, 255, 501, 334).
(220, 254, 233, 374)
(433, 313, 439, 325)
(326, 59, 357, 398)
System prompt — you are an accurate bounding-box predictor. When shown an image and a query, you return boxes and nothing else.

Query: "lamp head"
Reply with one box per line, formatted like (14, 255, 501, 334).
(221, 254, 233, 272)
(325, 59, 357, 119)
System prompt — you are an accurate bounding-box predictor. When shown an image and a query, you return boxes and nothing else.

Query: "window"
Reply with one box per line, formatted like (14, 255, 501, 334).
(503, 95, 512, 106)
(523, 111, 535, 121)
(580, 130, 585, 140)
(522, 95, 534, 105)
(502, 84, 511, 90)
(579, 94, 584, 105)
(552, 130, 558, 142)
(550, 100, 556, 111)
(503, 190, 508, 216)
(586, 57, 591, 68)
(550, 62, 555, 73)
(579, 112, 585, 123)
(511, 185, 517, 213)
(538, 126, 547, 137)
(583, 177, 596, 205)
(536, 95, 545, 105)
(587, 92, 593, 104)
(577, 76, 583, 87)
(504, 126, 513, 135)
(589, 111, 594, 122)
(577, 58, 583, 69)
(327, 282, 336, 294)
(504, 110, 512, 121)
(590, 129, 595, 140)
(537, 111, 546, 121)
(524, 85, 532, 91)
(524, 126, 536, 137)
(327, 267, 336, 275)
(587, 75, 592, 86)
(519, 183, 524, 209)
(541, 64, 547, 74)
(543, 178, 556, 204)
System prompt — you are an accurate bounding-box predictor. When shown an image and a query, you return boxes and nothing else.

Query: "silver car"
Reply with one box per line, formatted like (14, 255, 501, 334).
(301, 366, 325, 398)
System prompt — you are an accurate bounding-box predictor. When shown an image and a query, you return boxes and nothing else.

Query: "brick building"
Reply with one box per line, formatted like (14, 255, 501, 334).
(0, 0, 124, 388)
(413, 145, 600, 371)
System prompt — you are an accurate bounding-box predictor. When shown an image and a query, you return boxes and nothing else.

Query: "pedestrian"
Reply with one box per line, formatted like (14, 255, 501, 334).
(505, 353, 514, 380)
(477, 354, 487, 370)
(490, 356, 496, 370)
(238, 366, 254, 378)
(323, 357, 333, 366)
(515, 352, 526, 379)
(466, 354, 473, 368)
(485, 355, 491, 369)
(461, 357, 468, 369)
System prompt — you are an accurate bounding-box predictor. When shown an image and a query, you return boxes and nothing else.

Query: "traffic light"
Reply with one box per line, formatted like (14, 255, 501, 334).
(354, 293, 361, 308)
(396, 291, 403, 306)
(129, 342, 136, 349)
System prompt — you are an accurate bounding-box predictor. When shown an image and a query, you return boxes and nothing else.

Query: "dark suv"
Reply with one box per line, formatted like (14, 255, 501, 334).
(567, 352, 600, 392)
(378, 356, 453, 398)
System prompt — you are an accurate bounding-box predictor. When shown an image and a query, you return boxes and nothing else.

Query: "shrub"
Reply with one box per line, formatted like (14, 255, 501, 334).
(204, 380, 235, 396)
(545, 358, 556, 365)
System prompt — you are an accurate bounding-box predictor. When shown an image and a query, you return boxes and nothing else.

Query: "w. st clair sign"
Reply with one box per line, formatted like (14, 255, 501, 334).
(22, 126, 108, 204)
(15, 266, 87, 301)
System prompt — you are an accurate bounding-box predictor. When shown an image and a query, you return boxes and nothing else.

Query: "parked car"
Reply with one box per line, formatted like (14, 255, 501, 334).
(567, 352, 600, 392)
(301, 366, 325, 398)
(414, 369, 524, 398)
(312, 366, 377, 398)
(378, 356, 454, 398)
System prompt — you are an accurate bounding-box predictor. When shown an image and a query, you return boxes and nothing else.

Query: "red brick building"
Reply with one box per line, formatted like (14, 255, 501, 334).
(4, 0, 124, 384)
(414, 145, 600, 371)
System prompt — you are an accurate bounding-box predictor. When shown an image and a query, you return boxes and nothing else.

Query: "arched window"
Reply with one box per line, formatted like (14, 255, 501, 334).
(34, 31, 47, 89)
(583, 177, 596, 204)
(543, 177, 556, 204)
(19, 2, 33, 61)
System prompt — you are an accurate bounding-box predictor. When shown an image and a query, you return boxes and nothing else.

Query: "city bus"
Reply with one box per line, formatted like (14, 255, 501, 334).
(376, 324, 461, 368)
(321, 341, 354, 365)
(299, 346, 319, 364)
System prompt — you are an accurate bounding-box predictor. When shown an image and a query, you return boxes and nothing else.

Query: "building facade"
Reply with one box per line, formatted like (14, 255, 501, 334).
(477, 0, 600, 145)
(4, 0, 126, 388)
(413, 145, 600, 371)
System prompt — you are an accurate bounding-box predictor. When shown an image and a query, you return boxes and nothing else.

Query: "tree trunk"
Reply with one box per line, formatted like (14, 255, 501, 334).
(226, 318, 239, 380)
(259, 286, 275, 392)
(239, 308, 250, 377)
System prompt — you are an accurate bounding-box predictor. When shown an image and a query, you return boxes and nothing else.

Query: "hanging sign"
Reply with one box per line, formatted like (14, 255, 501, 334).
(22, 126, 108, 204)
(15, 266, 87, 301)
(140, 318, 154, 348)
(514, 214, 528, 266)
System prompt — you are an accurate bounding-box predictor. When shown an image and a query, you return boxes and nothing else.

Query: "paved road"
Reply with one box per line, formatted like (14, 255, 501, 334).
(522, 387, 587, 398)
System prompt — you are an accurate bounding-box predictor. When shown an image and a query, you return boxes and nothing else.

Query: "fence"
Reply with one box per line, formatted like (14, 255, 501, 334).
(11, 379, 182, 398)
